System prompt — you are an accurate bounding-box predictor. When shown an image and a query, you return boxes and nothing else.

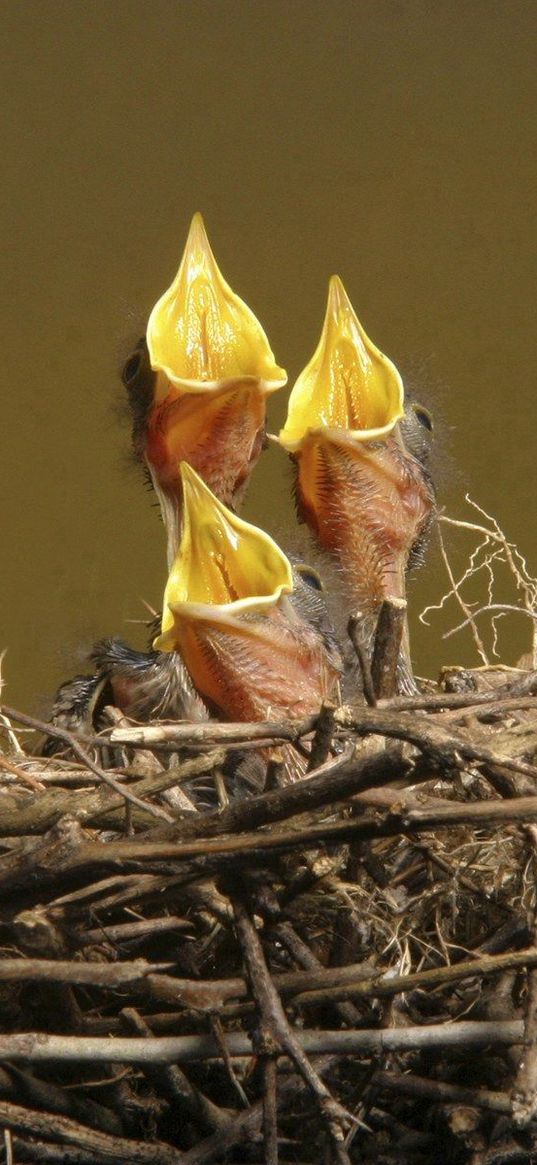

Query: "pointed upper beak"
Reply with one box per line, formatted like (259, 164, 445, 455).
(155, 462, 294, 645)
(147, 212, 287, 395)
(279, 275, 404, 451)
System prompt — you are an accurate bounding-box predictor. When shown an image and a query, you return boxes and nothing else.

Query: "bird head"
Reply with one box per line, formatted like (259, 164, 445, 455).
(154, 463, 341, 720)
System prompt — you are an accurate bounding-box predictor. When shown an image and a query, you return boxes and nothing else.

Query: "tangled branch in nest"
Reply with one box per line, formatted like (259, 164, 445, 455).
(0, 663, 537, 1161)
(420, 494, 537, 668)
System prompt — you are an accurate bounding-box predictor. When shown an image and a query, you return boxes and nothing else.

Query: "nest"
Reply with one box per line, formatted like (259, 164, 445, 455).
(1, 652, 537, 1165)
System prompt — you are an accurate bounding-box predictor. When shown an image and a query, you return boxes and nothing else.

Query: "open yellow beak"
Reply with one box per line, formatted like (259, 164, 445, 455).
(147, 213, 287, 394)
(279, 275, 404, 452)
(155, 462, 294, 648)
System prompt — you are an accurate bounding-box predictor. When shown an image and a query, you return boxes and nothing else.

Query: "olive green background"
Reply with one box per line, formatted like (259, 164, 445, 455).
(1, 0, 536, 713)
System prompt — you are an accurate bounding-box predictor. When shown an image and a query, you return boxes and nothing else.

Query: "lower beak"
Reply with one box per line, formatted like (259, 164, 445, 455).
(156, 602, 341, 722)
(124, 348, 268, 564)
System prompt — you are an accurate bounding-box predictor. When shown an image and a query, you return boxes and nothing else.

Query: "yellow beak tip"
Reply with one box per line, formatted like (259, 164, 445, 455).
(280, 275, 404, 447)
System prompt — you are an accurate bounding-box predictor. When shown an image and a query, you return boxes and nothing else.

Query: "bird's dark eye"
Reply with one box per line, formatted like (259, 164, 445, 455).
(413, 404, 434, 432)
(295, 564, 324, 592)
(122, 351, 144, 388)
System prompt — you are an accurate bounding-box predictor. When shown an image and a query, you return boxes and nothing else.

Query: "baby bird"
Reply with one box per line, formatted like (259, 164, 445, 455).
(124, 213, 287, 565)
(43, 466, 342, 764)
(279, 276, 435, 691)
(154, 463, 342, 722)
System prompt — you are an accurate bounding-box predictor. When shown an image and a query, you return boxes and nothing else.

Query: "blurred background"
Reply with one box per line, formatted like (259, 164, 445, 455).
(1, 0, 536, 714)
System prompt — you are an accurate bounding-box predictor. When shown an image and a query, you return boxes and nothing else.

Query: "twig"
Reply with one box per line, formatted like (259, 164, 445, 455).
(121, 1008, 233, 1135)
(512, 827, 537, 1128)
(261, 1053, 278, 1165)
(108, 716, 318, 749)
(271, 920, 363, 1026)
(307, 703, 336, 771)
(0, 754, 45, 791)
(434, 518, 490, 663)
(146, 744, 408, 845)
(288, 945, 537, 1010)
(209, 1015, 249, 1108)
(336, 705, 537, 784)
(8, 788, 537, 899)
(231, 890, 353, 1162)
(178, 1056, 340, 1165)
(3, 1128, 12, 1165)
(0, 748, 225, 835)
(81, 915, 193, 946)
(0, 1097, 188, 1163)
(0, 704, 173, 824)
(0, 958, 172, 987)
(371, 597, 407, 699)
(347, 615, 377, 706)
(445, 603, 537, 640)
(383, 670, 537, 710)
(371, 1070, 516, 1117)
(0, 1023, 523, 1063)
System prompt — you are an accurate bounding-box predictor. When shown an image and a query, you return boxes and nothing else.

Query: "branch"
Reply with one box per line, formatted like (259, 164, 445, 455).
(0, 1023, 523, 1063)
(0, 705, 172, 824)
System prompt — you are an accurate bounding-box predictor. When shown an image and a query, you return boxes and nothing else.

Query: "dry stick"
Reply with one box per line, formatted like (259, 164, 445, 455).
(81, 915, 193, 946)
(336, 705, 537, 783)
(102, 680, 535, 754)
(0, 1063, 121, 1137)
(0, 1097, 187, 1164)
(7, 788, 537, 903)
(371, 1070, 517, 1119)
(5, 672, 535, 771)
(208, 1015, 249, 1108)
(0, 1023, 525, 1064)
(436, 695, 537, 726)
(307, 703, 336, 771)
(145, 944, 537, 1019)
(0, 754, 45, 791)
(0, 747, 408, 899)
(147, 744, 408, 844)
(347, 615, 377, 706)
(0, 959, 172, 988)
(383, 668, 537, 710)
(145, 954, 376, 1013)
(121, 1007, 234, 1137)
(105, 673, 537, 746)
(36, 790, 537, 874)
(512, 825, 537, 1129)
(370, 597, 407, 699)
(108, 715, 318, 749)
(435, 517, 490, 664)
(271, 920, 363, 1027)
(0, 704, 172, 824)
(287, 945, 537, 1011)
(231, 891, 353, 1165)
(261, 1054, 278, 1165)
(11, 1140, 109, 1165)
(179, 1056, 340, 1165)
(0, 749, 225, 836)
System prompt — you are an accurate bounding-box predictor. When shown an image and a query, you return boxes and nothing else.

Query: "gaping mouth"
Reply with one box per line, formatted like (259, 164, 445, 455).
(154, 462, 294, 649)
(279, 275, 404, 452)
(146, 213, 287, 395)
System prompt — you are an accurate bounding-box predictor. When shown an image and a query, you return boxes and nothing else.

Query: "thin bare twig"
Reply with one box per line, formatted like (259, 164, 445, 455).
(0, 704, 173, 824)
(231, 889, 353, 1162)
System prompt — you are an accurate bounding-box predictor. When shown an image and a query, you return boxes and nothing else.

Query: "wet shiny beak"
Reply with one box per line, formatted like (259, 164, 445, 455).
(147, 212, 286, 392)
(280, 275, 404, 450)
(129, 214, 286, 564)
(279, 277, 434, 648)
(154, 464, 341, 721)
